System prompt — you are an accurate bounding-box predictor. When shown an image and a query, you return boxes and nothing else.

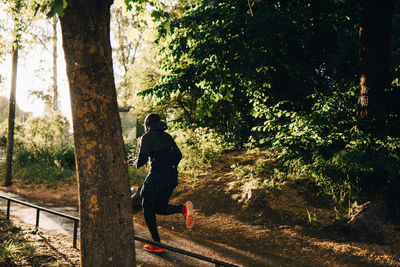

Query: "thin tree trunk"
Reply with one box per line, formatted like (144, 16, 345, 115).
(60, 1, 136, 266)
(52, 16, 58, 112)
(357, 0, 395, 123)
(4, 46, 18, 187)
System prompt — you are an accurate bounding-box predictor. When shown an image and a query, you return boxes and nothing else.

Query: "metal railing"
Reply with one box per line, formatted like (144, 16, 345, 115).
(0, 194, 239, 267)
(0, 195, 79, 248)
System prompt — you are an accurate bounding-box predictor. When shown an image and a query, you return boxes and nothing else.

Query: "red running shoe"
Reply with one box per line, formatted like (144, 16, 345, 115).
(144, 244, 165, 252)
(182, 201, 194, 229)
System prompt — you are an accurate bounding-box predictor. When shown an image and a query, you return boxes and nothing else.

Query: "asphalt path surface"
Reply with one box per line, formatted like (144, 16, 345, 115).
(0, 190, 266, 266)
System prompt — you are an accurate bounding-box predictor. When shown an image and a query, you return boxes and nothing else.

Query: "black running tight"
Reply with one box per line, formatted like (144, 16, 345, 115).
(142, 184, 183, 242)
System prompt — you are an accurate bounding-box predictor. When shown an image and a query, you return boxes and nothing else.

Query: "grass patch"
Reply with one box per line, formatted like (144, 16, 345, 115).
(228, 149, 284, 200)
(13, 165, 75, 188)
(0, 215, 56, 266)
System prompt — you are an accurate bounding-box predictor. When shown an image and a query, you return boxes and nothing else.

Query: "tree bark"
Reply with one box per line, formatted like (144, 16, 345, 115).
(60, 1, 136, 266)
(357, 0, 395, 122)
(4, 46, 18, 187)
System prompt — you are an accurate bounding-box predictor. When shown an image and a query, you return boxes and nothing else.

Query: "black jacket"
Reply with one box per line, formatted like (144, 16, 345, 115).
(134, 121, 182, 186)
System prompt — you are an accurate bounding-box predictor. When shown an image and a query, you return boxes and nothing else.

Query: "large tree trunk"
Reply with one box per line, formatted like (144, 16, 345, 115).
(357, 0, 395, 122)
(4, 46, 18, 187)
(60, 1, 136, 266)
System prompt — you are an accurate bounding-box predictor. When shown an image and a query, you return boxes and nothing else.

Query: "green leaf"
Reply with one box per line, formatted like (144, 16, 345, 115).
(47, 0, 68, 18)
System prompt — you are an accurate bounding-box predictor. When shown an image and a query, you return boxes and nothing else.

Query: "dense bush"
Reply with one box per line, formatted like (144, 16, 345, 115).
(7, 113, 76, 185)
(14, 143, 75, 184)
(53, 144, 75, 170)
(253, 88, 400, 218)
(171, 125, 233, 176)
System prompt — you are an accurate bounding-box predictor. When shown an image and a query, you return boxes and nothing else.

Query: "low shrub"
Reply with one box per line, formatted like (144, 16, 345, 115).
(13, 143, 75, 185)
(53, 144, 75, 170)
(0, 113, 76, 186)
(226, 149, 285, 203)
(171, 126, 233, 176)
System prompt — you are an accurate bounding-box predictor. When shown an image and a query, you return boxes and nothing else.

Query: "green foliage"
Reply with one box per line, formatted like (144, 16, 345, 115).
(14, 144, 75, 185)
(253, 89, 359, 160)
(19, 113, 70, 150)
(128, 165, 148, 185)
(125, 140, 146, 184)
(5, 113, 76, 185)
(46, 0, 68, 17)
(0, 216, 31, 264)
(229, 152, 282, 199)
(0, 240, 24, 264)
(0, 0, 37, 51)
(112, 0, 170, 122)
(0, 215, 56, 265)
(34, 0, 68, 17)
(125, 140, 138, 160)
(53, 144, 75, 169)
(172, 125, 232, 176)
(126, 0, 398, 219)
(123, 55, 164, 121)
(139, 0, 358, 144)
(253, 88, 400, 218)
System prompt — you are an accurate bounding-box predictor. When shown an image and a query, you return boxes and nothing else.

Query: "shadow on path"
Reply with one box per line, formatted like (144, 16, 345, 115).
(0, 189, 294, 266)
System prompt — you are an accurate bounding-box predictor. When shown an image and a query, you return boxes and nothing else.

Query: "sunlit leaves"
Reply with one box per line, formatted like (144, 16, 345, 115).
(34, 0, 67, 17)
(136, 0, 360, 144)
(251, 83, 400, 214)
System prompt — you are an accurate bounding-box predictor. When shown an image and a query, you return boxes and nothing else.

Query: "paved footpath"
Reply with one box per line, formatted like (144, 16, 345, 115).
(0, 190, 271, 266)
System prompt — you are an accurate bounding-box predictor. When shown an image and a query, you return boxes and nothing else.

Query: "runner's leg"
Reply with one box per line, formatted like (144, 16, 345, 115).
(154, 184, 183, 215)
(142, 185, 162, 242)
